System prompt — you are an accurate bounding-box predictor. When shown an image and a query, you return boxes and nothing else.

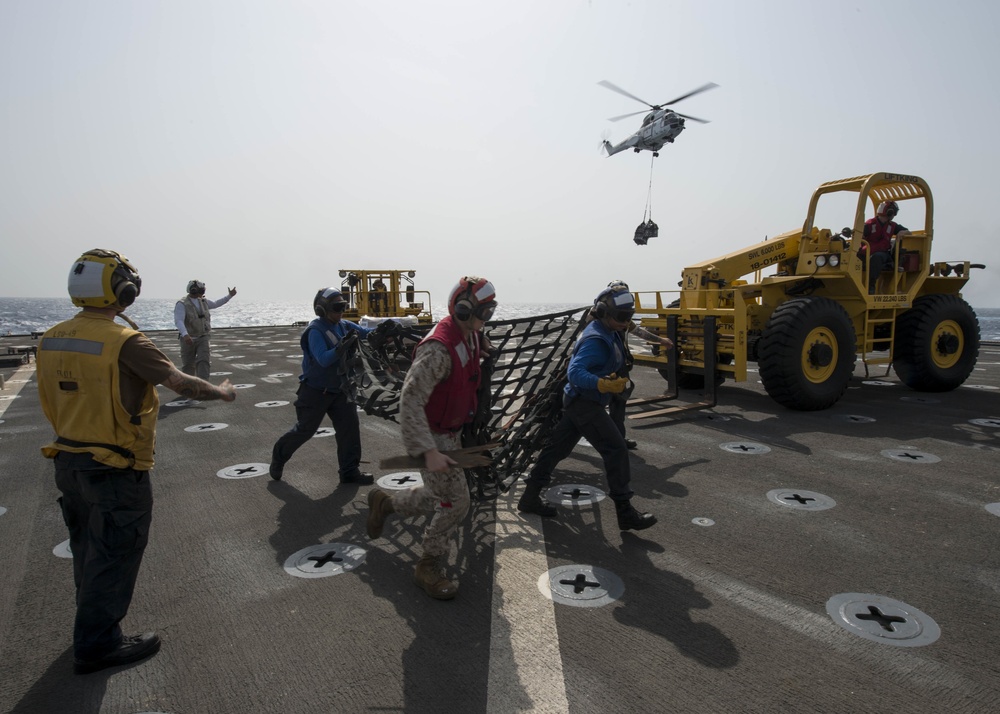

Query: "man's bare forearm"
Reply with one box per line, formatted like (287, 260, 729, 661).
(162, 368, 236, 401)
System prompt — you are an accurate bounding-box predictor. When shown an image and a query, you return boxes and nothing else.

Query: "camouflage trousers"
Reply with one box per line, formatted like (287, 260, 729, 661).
(389, 431, 470, 559)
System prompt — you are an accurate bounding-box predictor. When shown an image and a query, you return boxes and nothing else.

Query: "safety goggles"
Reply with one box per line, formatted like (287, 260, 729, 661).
(610, 308, 634, 323)
(474, 302, 497, 321)
(329, 302, 348, 313)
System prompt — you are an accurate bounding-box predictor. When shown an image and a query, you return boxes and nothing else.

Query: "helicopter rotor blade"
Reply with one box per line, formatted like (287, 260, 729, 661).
(660, 82, 719, 107)
(597, 80, 655, 109)
(599, 128, 611, 154)
(607, 109, 650, 123)
(674, 112, 711, 124)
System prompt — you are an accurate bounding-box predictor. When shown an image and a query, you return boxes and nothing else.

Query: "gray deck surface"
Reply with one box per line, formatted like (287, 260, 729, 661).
(1, 326, 998, 714)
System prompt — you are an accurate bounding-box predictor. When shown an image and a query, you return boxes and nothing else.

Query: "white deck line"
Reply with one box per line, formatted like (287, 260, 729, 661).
(487, 484, 570, 714)
(0, 363, 35, 419)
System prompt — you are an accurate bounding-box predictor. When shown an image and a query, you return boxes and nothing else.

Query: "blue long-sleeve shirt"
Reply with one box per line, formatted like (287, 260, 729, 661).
(300, 318, 372, 390)
(565, 321, 626, 405)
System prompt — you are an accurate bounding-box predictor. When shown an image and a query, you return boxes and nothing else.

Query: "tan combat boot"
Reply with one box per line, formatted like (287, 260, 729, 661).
(366, 490, 394, 539)
(413, 555, 459, 600)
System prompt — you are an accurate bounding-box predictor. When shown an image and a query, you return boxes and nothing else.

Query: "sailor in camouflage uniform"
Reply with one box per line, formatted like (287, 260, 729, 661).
(366, 276, 497, 600)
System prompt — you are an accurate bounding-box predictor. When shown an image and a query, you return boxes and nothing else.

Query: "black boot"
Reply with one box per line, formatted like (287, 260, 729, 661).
(615, 500, 657, 531)
(518, 483, 557, 517)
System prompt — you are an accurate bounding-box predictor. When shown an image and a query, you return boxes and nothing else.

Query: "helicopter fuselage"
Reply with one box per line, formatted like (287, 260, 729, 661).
(604, 109, 685, 157)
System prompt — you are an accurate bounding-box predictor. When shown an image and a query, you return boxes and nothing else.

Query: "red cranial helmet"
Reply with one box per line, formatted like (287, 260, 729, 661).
(877, 200, 899, 218)
(448, 276, 497, 321)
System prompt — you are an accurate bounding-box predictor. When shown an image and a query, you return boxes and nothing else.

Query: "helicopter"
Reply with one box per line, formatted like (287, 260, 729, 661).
(598, 80, 718, 157)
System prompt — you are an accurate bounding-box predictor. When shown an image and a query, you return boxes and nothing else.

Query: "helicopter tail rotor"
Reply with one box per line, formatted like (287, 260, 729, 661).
(599, 128, 612, 155)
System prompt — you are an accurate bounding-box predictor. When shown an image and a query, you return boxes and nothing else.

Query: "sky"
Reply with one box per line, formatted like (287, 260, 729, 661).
(2, 0, 999, 308)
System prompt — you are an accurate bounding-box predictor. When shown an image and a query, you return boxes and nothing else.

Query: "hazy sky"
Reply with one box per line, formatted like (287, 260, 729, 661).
(3, 0, 999, 307)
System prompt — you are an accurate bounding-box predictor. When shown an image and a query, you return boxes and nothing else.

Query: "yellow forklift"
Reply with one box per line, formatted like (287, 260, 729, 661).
(629, 172, 984, 415)
(337, 270, 434, 325)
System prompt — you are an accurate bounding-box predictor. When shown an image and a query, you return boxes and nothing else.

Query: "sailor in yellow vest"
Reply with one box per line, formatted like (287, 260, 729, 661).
(38, 249, 237, 675)
(173, 279, 237, 380)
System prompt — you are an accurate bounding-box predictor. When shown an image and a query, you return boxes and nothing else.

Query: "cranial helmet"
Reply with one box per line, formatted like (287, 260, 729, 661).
(592, 285, 635, 323)
(877, 200, 899, 218)
(606, 279, 630, 292)
(67, 249, 142, 309)
(448, 276, 497, 321)
(314, 287, 347, 317)
(187, 280, 206, 296)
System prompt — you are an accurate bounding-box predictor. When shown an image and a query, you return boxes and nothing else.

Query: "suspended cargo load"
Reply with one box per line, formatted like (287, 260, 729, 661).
(634, 219, 658, 245)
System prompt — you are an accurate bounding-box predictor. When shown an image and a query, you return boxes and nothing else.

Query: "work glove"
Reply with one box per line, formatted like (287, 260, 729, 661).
(340, 330, 359, 352)
(367, 320, 398, 348)
(597, 374, 629, 394)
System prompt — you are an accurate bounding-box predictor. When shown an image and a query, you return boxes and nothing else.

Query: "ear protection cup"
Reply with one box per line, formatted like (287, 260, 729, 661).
(593, 287, 613, 319)
(114, 274, 139, 308)
(313, 287, 345, 317)
(593, 286, 633, 322)
(453, 291, 475, 321)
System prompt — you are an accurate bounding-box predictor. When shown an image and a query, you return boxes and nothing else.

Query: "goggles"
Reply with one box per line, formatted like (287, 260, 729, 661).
(610, 308, 635, 323)
(474, 301, 497, 321)
(329, 301, 348, 313)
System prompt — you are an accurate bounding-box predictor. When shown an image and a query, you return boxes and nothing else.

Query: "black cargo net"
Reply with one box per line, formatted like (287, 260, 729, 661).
(350, 307, 588, 497)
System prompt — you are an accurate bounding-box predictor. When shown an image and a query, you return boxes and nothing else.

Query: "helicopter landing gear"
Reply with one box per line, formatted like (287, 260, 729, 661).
(653, 152, 659, 157)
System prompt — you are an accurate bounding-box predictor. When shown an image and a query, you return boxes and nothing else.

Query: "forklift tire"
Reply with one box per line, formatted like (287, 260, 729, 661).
(758, 297, 856, 411)
(892, 294, 979, 392)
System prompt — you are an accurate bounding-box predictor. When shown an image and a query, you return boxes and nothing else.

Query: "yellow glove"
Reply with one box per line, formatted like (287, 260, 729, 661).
(597, 374, 629, 394)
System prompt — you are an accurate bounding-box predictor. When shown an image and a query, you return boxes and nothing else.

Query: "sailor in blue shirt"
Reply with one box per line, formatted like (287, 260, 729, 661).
(518, 285, 657, 531)
(270, 288, 374, 485)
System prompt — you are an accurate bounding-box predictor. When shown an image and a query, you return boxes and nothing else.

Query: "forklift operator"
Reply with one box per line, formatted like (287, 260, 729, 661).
(857, 200, 910, 293)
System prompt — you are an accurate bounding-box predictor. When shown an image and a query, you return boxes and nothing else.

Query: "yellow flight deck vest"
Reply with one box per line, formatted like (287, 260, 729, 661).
(38, 311, 159, 470)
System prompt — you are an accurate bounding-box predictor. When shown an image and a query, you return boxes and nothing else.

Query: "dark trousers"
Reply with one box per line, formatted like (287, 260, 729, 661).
(524, 396, 633, 501)
(271, 383, 363, 479)
(867, 251, 893, 292)
(54, 458, 153, 660)
(608, 380, 634, 439)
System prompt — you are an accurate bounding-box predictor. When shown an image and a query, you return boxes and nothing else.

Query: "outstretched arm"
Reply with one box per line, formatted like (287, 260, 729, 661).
(629, 322, 674, 350)
(162, 367, 236, 402)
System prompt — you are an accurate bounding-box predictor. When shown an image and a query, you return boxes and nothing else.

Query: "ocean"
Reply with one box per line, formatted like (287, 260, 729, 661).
(2, 298, 999, 342)
(0, 298, 583, 335)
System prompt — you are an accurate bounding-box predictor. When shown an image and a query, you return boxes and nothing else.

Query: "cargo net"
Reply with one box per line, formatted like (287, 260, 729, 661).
(349, 306, 588, 498)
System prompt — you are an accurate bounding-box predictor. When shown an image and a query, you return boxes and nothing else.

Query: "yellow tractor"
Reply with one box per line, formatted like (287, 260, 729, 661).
(336, 269, 434, 325)
(631, 172, 983, 413)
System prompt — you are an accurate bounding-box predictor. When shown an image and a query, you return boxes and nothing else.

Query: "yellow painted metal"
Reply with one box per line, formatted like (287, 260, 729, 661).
(931, 319, 964, 369)
(336, 269, 434, 324)
(630, 171, 976, 394)
(801, 326, 839, 384)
